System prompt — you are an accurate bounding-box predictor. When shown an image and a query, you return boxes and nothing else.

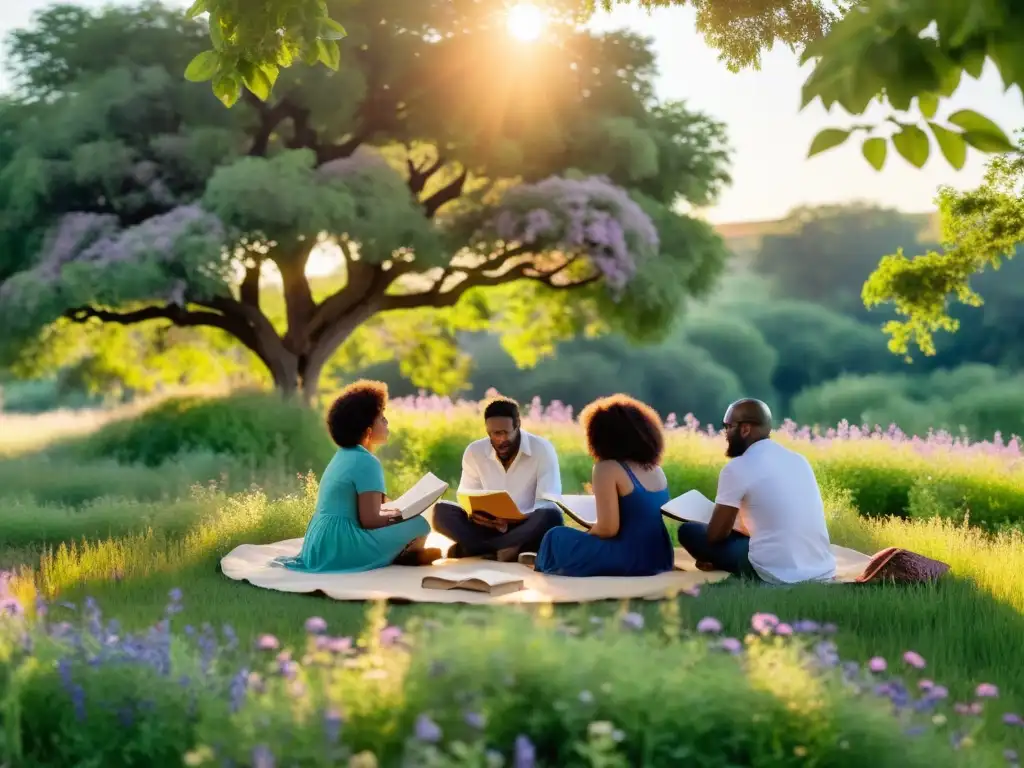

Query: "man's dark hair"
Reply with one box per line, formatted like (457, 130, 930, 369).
(483, 397, 520, 424)
(326, 380, 388, 448)
(580, 394, 664, 469)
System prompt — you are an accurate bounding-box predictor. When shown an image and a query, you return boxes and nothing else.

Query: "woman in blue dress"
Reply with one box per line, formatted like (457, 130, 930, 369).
(532, 394, 674, 577)
(276, 380, 440, 573)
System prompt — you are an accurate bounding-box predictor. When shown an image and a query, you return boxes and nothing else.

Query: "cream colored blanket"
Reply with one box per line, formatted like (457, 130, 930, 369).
(219, 533, 873, 605)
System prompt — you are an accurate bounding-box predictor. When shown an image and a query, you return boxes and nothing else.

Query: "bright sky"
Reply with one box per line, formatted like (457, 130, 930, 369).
(3, 0, 1023, 224)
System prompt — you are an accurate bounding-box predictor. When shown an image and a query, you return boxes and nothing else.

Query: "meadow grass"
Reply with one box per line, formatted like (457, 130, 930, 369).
(2, 400, 1024, 756)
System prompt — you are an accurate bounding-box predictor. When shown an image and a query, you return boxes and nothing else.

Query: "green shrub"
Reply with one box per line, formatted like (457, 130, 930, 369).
(73, 392, 334, 473)
(1, 595, 1013, 768)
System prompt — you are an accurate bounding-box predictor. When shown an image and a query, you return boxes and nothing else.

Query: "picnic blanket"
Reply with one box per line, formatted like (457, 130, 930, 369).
(219, 533, 880, 605)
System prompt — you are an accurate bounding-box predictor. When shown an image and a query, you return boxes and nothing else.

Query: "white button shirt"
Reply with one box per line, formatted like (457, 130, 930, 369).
(457, 430, 562, 514)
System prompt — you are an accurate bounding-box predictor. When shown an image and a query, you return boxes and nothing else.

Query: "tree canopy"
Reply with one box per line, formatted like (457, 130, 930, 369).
(183, 0, 1021, 170)
(0, 1, 731, 400)
(863, 133, 1024, 360)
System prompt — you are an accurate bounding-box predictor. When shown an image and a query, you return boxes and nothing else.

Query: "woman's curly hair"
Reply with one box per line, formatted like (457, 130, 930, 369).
(579, 394, 664, 469)
(325, 380, 388, 448)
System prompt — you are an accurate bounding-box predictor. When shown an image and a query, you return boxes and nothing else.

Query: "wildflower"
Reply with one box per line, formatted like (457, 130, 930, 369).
(928, 685, 949, 699)
(465, 711, 486, 729)
(821, 623, 837, 634)
(775, 623, 793, 636)
(514, 734, 536, 768)
(696, 617, 722, 634)
(305, 616, 328, 634)
(169, 588, 182, 603)
(976, 683, 999, 698)
(380, 625, 403, 646)
(1004, 749, 1019, 764)
(902, 651, 926, 669)
(621, 612, 644, 630)
(918, 679, 934, 690)
(184, 746, 214, 766)
(349, 752, 378, 768)
(751, 613, 779, 634)
(256, 634, 279, 650)
(719, 637, 742, 654)
(589, 721, 614, 737)
(793, 746, 807, 757)
(868, 657, 887, 673)
(932, 714, 947, 726)
(579, 690, 594, 704)
(325, 708, 343, 743)
(252, 745, 275, 768)
(1003, 713, 1023, 726)
(792, 620, 820, 633)
(414, 714, 442, 743)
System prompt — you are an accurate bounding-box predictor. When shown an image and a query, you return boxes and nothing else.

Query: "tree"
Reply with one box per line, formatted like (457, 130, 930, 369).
(187, 0, 1021, 170)
(751, 203, 935, 319)
(0, 2, 731, 401)
(863, 134, 1024, 359)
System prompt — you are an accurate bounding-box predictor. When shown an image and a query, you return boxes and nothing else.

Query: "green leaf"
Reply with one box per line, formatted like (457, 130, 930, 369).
(927, 122, 967, 170)
(918, 93, 938, 119)
(947, 110, 1015, 149)
(963, 131, 1018, 153)
(276, 45, 295, 68)
(209, 15, 225, 50)
(319, 18, 348, 41)
(239, 62, 272, 101)
(891, 124, 930, 168)
(184, 50, 220, 83)
(861, 137, 887, 170)
(960, 47, 987, 79)
(212, 75, 241, 108)
(185, 0, 207, 19)
(316, 38, 341, 71)
(807, 128, 851, 158)
(260, 62, 280, 88)
(303, 40, 321, 67)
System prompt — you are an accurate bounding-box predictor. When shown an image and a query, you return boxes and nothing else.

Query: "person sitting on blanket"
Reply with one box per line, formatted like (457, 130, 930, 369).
(527, 394, 675, 577)
(432, 397, 565, 561)
(275, 380, 441, 573)
(676, 398, 836, 584)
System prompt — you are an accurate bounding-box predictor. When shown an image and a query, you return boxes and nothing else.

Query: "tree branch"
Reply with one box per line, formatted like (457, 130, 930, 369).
(240, 263, 260, 309)
(246, 93, 299, 156)
(406, 151, 445, 196)
(422, 168, 468, 218)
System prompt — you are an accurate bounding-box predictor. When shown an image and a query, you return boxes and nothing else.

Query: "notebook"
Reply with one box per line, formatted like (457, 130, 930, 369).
(421, 569, 525, 596)
(661, 490, 745, 532)
(542, 493, 597, 528)
(456, 490, 528, 521)
(380, 473, 449, 520)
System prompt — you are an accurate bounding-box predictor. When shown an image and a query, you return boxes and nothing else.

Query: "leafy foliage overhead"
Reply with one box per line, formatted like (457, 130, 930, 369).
(184, 0, 1022, 171)
(0, 1, 731, 398)
(863, 133, 1024, 359)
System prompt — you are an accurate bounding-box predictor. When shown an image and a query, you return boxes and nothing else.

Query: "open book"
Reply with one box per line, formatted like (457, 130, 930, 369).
(661, 490, 745, 532)
(421, 569, 525, 597)
(381, 473, 449, 520)
(542, 493, 597, 528)
(456, 490, 528, 521)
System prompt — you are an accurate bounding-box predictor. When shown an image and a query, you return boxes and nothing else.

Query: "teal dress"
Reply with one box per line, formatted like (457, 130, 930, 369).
(277, 446, 430, 573)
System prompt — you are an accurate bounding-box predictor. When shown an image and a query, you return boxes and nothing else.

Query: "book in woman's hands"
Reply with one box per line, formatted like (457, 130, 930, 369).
(661, 490, 745, 532)
(421, 569, 525, 596)
(542, 493, 597, 528)
(380, 473, 449, 520)
(456, 490, 527, 521)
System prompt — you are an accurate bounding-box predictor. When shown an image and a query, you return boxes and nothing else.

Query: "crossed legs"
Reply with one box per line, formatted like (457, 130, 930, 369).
(433, 501, 564, 560)
(676, 522, 760, 579)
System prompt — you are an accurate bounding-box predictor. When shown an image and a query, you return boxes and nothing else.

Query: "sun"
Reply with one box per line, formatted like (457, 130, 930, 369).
(506, 3, 547, 42)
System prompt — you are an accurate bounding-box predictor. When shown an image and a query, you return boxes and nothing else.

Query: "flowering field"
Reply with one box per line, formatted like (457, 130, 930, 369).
(1, 392, 1024, 766)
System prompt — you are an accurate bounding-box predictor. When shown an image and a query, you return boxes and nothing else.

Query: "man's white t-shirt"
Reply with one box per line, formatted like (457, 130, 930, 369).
(715, 439, 836, 584)
(457, 430, 562, 514)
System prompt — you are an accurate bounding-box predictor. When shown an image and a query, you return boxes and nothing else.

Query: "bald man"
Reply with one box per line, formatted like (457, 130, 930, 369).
(676, 399, 837, 584)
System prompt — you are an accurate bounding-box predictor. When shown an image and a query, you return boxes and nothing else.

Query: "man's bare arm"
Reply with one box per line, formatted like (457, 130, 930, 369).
(707, 504, 739, 543)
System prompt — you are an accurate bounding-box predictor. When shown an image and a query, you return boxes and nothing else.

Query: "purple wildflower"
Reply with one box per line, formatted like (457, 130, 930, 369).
(868, 657, 887, 673)
(902, 651, 926, 669)
(304, 616, 328, 634)
(696, 617, 722, 634)
(464, 711, 486, 729)
(380, 626, 403, 646)
(751, 613, 779, 634)
(252, 744, 274, 768)
(719, 637, 742, 654)
(621, 612, 644, 630)
(514, 734, 536, 768)
(976, 683, 999, 698)
(256, 634, 280, 651)
(775, 623, 793, 636)
(1003, 713, 1022, 726)
(325, 708, 343, 743)
(414, 714, 442, 743)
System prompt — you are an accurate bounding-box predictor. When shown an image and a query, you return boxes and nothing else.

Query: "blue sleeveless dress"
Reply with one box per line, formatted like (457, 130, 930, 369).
(533, 463, 674, 577)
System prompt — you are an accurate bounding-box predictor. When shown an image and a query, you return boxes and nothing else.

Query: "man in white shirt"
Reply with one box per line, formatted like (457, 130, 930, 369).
(677, 398, 837, 584)
(433, 397, 564, 561)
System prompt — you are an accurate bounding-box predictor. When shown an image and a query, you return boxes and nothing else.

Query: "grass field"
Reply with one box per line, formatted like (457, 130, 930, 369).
(1, 394, 1023, 765)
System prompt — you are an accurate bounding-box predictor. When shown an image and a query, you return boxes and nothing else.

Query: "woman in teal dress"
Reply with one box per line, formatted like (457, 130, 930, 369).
(277, 380, 440, 573)
(531, 394, 674, 577)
